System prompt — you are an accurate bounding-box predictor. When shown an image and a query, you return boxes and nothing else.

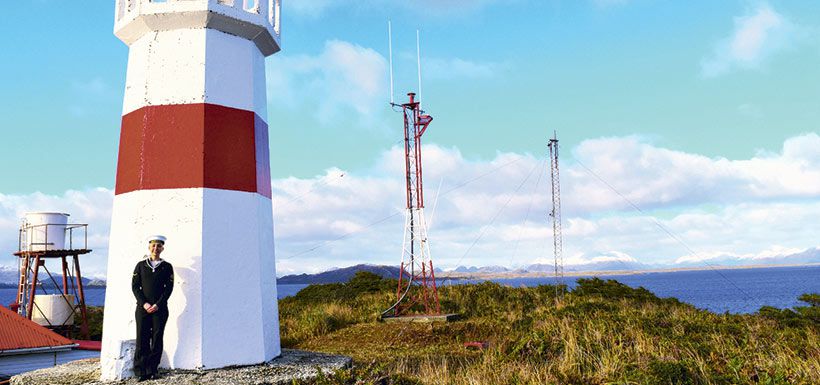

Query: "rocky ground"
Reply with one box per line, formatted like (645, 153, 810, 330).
(11, 349, 351, 385)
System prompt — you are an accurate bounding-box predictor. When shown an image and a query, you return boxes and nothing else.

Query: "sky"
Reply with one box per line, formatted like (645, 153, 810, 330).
(0, 0, 818, 277)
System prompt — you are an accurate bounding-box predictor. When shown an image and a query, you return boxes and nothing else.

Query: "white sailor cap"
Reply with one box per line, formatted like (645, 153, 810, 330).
(146, 235, 167, 244)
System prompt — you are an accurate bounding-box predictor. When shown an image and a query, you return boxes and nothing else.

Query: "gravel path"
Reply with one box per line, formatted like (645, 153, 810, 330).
(11, 349, 352, 385)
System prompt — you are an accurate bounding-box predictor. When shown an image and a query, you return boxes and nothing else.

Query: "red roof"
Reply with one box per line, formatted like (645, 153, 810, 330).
(0, 305, 74, 352)
(73, 340, 101, 351)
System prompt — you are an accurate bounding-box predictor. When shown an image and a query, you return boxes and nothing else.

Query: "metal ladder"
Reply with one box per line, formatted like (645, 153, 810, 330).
(16, 226, 29, 315)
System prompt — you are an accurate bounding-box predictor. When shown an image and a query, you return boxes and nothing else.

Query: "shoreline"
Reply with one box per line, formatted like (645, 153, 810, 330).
(1, 263, 817, 288)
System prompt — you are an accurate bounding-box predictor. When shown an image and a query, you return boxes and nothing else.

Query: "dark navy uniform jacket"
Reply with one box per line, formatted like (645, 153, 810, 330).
(131, 259, 174, 309)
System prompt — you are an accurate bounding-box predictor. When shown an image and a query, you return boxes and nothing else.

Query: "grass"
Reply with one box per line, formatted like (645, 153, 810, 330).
(83, 272, 818, 384)
(281, 272, 820, 385)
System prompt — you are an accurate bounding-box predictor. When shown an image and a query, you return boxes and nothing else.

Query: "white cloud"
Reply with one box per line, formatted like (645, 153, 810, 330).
(567, 133, 820, 212)
(588, 251, 637, 264)
(266, 40, 388, 125)
(2, 134, 818, 276)
(569, 201, 820, 267)
(701, 3, 796, 77)
(0, 188, 113, 278)
(535, 250, 637, 266)
(675, 245, 806, 265)
(266, 40, 502, 126)
(272, 134, 820, 272)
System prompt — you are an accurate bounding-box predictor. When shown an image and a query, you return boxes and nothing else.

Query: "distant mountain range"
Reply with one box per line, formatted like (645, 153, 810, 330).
(672, 247, 820, 268)
(467, 248, 820, 274)
(0, 266, 20, 286)
(276, 247, 820, 284)
(452, 265, 510, 273)
(0, 265, 105, 288)
(2, 248, 817, 287)
(276, 261, 670, 284)
(520, 260, 650, 273)
(452, 259, 649, 275)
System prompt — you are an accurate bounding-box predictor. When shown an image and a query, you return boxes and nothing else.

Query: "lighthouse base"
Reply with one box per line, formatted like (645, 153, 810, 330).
(100, 188, 280, 381)
(13, 350, 351, 385)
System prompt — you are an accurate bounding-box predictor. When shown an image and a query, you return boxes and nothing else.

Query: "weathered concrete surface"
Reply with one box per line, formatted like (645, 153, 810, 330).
(12, 349, 351, 385)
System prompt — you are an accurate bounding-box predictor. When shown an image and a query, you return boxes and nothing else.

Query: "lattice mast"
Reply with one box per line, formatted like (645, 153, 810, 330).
(548, 132, 564, 295)
(384, 92, 440, 316)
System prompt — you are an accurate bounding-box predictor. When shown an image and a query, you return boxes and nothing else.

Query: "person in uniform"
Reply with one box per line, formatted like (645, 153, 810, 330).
(131, 235, 174, 381)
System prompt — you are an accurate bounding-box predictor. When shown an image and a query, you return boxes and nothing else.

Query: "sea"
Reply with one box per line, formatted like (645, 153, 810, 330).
(2, 265, 817, 314)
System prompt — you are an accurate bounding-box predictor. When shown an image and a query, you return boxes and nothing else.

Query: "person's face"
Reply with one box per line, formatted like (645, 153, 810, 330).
(149, 242, 164, 257)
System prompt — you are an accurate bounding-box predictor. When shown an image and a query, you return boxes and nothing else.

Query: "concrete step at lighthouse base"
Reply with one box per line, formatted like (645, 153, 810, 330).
(11, 349, 351, 385)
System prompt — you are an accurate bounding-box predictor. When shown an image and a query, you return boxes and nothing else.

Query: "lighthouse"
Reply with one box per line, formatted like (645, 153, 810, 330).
(100, 0, 282, 380)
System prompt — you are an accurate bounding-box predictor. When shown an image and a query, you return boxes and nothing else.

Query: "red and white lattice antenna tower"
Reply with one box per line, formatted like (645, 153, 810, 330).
(548, 132, 564, 296)
(383, 26, 440, 317)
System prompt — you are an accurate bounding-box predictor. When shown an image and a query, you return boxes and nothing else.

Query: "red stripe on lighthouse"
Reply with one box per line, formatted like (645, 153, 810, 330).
(254, 114, 272, 198)
(115, 104, 272, 198)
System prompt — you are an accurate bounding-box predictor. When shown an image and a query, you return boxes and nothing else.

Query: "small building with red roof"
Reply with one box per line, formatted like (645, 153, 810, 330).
(0, 305, 98, 380)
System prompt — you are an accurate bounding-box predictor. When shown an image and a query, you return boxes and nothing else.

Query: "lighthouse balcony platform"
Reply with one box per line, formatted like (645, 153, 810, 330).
(114, 0, 281, 56)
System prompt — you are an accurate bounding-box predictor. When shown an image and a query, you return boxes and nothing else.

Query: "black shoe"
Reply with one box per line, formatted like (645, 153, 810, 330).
(137, 375, 149, 382)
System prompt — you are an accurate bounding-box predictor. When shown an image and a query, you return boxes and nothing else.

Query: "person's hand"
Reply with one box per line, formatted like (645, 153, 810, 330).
(143, 303, 152, 312)
(148, 304, 158, 313)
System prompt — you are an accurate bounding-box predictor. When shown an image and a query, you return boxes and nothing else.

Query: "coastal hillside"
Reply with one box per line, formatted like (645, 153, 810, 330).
(277, 264, 401, 284)
(280, 272, 819, 385)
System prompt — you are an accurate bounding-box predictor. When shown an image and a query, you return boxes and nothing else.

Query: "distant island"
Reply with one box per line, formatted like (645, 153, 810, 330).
(277, 264, 403, 284)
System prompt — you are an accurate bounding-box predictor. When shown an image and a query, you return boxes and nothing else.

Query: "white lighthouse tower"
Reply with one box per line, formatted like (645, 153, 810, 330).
(100, 0, 282, 380)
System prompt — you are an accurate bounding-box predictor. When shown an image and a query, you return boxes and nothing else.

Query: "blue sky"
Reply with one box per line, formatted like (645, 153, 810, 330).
(1, 0, 819, 276)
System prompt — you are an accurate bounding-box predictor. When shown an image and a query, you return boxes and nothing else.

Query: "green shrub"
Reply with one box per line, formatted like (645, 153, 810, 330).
(293, 283, 347, 302)
(798, 293, 820, 307)
(573, 277, 664, 304)
(290, 272, 397, 304)
(86, 306, 104, 341)
(648, 360, 694, 385)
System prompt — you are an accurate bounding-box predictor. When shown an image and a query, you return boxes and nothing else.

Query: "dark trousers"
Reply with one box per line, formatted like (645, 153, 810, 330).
(134, 307, 169, 377)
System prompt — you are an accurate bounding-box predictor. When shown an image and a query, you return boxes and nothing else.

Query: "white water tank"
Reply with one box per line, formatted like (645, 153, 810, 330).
(31, 294, 75, 326)
(23, 212, 69, 251)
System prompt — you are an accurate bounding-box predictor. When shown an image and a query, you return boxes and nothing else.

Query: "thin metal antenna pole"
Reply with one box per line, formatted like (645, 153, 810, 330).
(388, 20, 395, 105)
(416, 29, 422, 109)
(548, 131, 564, 299)
(426, 178, 444, 230)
